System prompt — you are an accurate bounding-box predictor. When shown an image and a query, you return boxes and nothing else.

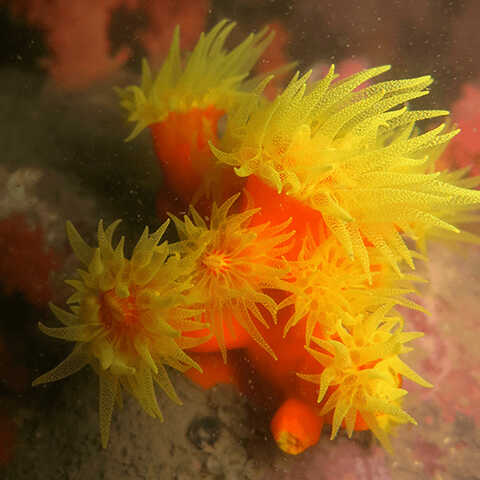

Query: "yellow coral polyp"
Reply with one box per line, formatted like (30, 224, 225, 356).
(116, 19, 274, 140)
(170, 194, 294, 360)
(212, 65, 480, 273)
(297, 305, 432, 451)
(279, 234, 427, 344)
(33, 220, 206, 447)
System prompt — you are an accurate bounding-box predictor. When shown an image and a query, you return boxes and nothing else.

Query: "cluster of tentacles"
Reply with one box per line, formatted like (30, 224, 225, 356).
(35, 20, 480, 454)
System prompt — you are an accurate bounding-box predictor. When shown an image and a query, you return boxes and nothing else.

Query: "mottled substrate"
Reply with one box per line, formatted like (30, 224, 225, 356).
(0, 68, 163, 234)
(4, 369, 276, 480)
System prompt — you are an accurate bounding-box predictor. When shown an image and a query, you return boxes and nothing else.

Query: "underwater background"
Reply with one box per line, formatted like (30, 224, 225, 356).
(0, 1, 480, 479)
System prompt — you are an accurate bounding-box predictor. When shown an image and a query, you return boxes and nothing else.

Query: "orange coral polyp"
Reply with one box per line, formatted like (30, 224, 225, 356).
(270, 398, 324, 455)
(202, 250, 232, 276)
(170, 194, 294, 360)
(150, 106, 225, 204)
(99, 289, 142, 340)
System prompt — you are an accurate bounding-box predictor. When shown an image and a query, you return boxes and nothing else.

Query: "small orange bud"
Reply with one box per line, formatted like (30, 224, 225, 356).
(270, 398, 324, 455)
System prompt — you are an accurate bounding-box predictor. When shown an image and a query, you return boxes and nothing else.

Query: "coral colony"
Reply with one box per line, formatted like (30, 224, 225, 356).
(34, 20, 480, 454)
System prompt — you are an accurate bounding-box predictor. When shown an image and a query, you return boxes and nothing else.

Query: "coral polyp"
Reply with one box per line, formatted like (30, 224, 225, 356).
(298, 304, 432, 451)
(117, 19, 273, 140)
(117, 19, 274, 206)
(279, 234, 426, 345)
(33, 220, 205, 447)
(212, 66, 480, 274)
(170, 194, 294, 360)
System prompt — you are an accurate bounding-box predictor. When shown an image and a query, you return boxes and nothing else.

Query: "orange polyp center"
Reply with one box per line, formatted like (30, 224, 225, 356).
(150, 106, 225, 204)
(99, 289, 143, 344)
(202, 250, 231, 276)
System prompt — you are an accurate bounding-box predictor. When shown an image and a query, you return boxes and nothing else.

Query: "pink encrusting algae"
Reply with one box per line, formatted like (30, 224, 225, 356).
(1, 0, 210, 90)
(438, 82, 480, 177)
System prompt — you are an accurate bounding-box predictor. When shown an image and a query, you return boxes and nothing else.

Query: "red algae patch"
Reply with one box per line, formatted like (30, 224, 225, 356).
(0, 214, 61, 307)
(0, 411, 16, 466)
